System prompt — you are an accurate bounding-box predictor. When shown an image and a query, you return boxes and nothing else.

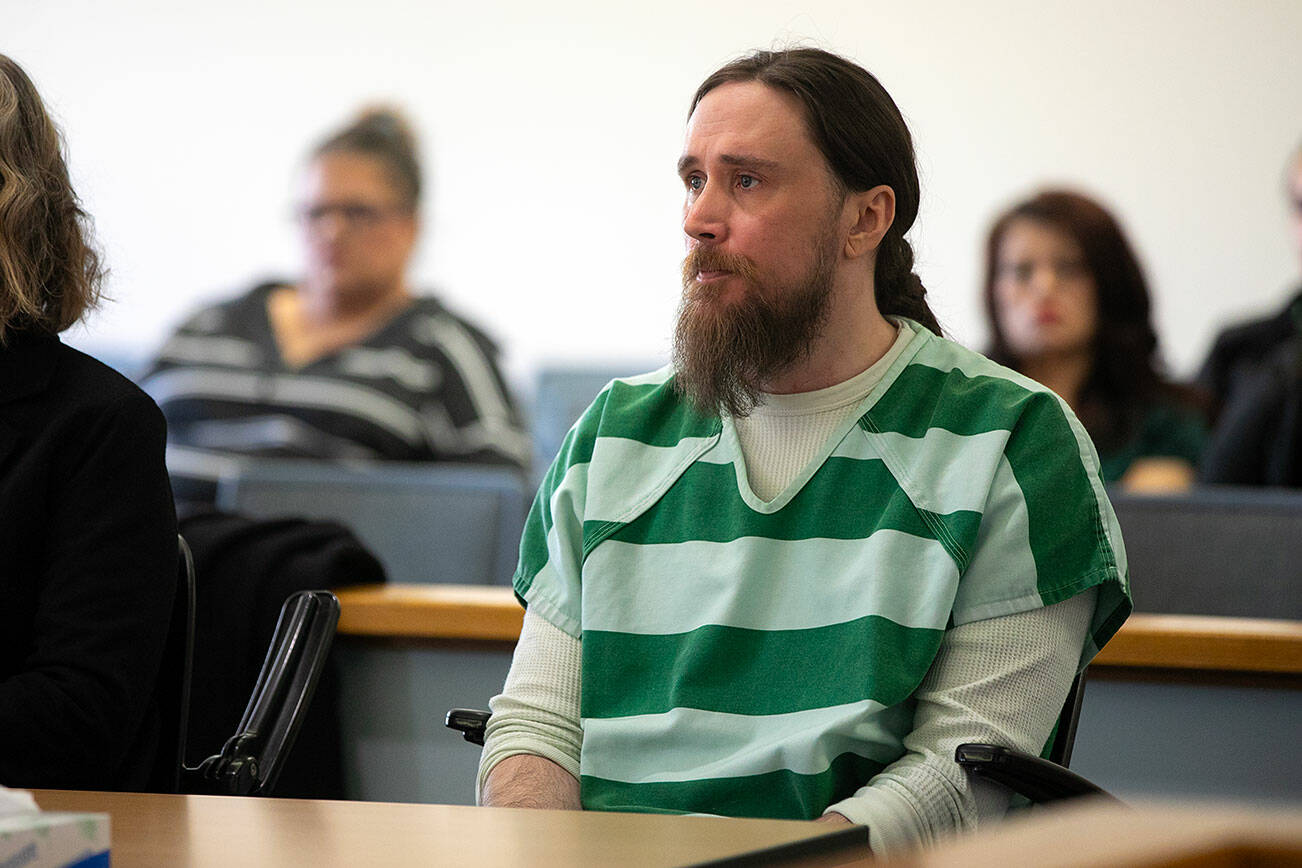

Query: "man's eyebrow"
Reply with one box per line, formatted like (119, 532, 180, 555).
(676, 153, 781, 175)
(719, 153, 780, 170)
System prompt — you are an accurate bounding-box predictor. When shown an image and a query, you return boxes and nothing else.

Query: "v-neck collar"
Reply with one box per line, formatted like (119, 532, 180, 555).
(715, 318, 928, 513)
(256, 283, 423, 373)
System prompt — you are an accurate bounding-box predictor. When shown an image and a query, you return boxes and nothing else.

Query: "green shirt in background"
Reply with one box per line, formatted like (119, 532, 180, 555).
(1098, 402, 1208, 483)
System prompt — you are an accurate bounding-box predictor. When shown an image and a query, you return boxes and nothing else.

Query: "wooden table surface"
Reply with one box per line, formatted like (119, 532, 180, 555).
(32, 789, 867, 868)
(885, 799, 1302, 867)
(335, 584, 1302, 678)
(32, 790, 1302, 867)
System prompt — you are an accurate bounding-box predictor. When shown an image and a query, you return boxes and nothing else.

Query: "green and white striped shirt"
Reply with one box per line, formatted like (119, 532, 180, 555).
(515, 318, 1131, 819)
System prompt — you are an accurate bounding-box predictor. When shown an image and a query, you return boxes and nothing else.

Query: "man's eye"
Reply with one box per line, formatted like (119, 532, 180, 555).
(738, 174, 757, 189)
(686, 175, 704, 191)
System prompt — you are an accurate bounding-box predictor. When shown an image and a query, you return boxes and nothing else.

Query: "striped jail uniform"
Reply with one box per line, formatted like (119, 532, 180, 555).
(139, 282, 529, 506)
(515, 317, 1131, 819)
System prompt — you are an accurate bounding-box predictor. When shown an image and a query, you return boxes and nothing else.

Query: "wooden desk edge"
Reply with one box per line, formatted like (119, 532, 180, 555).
(1093, 613, 1302, 675)
(336, 584, 524, 642)
(336, 585, 1302, 676)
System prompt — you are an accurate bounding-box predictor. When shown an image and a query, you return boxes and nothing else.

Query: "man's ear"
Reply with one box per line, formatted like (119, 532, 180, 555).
(844, 185, 895, 259)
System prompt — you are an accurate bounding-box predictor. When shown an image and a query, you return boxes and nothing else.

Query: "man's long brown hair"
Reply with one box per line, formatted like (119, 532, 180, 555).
(0, 54, 103, 342)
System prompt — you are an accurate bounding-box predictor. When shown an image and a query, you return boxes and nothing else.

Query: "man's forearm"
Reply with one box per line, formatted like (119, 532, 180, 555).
(480, 754, 581, 809)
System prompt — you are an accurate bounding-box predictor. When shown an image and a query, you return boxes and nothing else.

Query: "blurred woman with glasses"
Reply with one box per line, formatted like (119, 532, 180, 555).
(141, 108, 528, 509)
(0, 53, 177, 789)
(982, 189, 1208, 491)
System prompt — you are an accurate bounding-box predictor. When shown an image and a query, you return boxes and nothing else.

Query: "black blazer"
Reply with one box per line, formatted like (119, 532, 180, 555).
(1197, 290, 1302, 486)
(0, 330, 177, 789)
(1198, 289, 1301, 405)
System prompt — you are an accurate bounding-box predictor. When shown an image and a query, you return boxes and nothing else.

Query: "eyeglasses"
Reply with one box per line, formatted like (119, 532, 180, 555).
(295, 201, 411, 232)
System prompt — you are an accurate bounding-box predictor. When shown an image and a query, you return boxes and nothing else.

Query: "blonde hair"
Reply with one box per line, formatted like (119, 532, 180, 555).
(0, 54, 103, 341)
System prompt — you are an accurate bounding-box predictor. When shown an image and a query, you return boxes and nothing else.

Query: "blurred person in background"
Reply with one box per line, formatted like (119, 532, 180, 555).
(0, 54, 177, 789)
(982, 189, 1208, 491)
(1196, 142, 1302, 487)
(140, 108, 529, 510)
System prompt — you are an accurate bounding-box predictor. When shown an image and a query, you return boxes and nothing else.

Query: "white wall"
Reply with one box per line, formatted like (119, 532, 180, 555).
(9, 0, 1301, 391)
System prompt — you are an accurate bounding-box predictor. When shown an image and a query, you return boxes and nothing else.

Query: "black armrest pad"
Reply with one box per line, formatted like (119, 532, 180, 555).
(955, 743, 1117, 805)
(446, 708, 491, 746)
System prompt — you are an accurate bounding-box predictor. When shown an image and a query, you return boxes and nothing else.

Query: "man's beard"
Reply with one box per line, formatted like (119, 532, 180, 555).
(672, 237, 837, 417)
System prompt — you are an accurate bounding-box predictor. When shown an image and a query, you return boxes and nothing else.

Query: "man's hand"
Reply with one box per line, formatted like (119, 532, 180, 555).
(481, 754, 581, 809)
(815, 811, 853, 826)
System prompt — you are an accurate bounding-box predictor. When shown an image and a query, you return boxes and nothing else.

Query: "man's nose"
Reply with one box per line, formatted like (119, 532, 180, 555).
(683, 182, 727, 242)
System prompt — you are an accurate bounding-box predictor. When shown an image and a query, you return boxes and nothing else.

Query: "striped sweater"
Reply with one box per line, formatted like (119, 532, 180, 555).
(515, 317, 1131, 819)
(139, 282, 529, 506)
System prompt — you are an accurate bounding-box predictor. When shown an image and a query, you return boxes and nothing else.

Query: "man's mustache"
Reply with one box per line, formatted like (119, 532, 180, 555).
(682, 247, 762, 286)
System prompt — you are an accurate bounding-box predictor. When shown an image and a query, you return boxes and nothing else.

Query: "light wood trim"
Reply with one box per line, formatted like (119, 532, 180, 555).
(1091, 612, 1302, 674)
(336, 584, 523, 642)
(335, 585, 1302, 675)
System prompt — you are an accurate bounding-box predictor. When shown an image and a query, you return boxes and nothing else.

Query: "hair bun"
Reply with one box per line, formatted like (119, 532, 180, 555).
(350, 106, 417, 149)
(314, 104, 424, 206)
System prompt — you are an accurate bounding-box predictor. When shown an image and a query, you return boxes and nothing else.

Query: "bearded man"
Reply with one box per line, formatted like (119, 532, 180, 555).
(476, 48, 1131, 855)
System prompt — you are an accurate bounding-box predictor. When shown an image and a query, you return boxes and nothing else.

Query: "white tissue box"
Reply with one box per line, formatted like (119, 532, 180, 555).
(0, 811, 109, 868)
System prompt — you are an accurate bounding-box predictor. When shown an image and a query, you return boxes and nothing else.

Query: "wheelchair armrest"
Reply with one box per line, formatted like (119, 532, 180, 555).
(955, 743, 1119, 805)
(446, 708, 491, 746)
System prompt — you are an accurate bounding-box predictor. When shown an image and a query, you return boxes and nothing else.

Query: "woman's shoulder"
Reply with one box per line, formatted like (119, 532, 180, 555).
(0, 336, 166, 469)
(142, 282, 286, 378)
(47, 343, 166, 439)
(1122, 388, 1209, 468)
(173, 280, 284, 335)
(404, 294, 503, 354)
(1147, 383, 1211, 431)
